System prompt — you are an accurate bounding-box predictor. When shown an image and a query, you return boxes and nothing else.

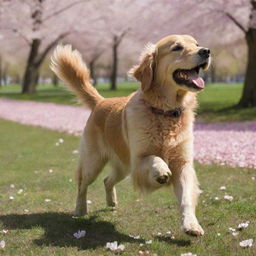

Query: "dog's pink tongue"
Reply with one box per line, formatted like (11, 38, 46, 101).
(188, 70, 205, 88)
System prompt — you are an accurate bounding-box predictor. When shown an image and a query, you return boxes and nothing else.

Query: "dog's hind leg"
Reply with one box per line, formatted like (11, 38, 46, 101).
(104, 163, 128, 208)
(74, 139, 106, 216)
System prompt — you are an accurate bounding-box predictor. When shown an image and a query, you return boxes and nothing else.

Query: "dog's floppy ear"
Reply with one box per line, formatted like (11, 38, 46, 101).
(129, 43, 156, 92)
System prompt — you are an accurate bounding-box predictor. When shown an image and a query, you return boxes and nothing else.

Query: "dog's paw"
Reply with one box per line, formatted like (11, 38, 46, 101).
(151, 161, 172, 185)
(74, 206, 87, 217)
(182, 217, 204, 236)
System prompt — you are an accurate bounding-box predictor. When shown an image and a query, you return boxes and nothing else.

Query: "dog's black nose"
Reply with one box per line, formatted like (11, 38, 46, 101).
(198, 48, 210, 58)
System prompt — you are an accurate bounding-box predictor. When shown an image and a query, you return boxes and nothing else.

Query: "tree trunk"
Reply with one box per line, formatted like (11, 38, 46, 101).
(0, 56, 2, 87)
(89, 60, 97, 86)
(110, 36, 118, 91)
(3, 64, 8, 85)
(52, 73, 59, 87)
(238, 28, 256, 107)
(22, 39, 41, 93)
(210, 63, 216, 83)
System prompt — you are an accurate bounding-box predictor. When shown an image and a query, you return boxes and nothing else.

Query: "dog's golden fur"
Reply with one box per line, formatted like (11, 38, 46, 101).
(51, 35, 210, 236)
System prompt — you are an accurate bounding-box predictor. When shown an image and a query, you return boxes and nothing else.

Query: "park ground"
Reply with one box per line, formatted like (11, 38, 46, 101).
(0, 82, 256, 122)
(0, 82, 255, 255)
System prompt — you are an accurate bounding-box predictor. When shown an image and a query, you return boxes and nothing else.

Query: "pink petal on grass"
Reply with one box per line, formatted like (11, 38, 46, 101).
(106, 241, 125, 252)
(0, 240, 5, 249)
(239, 239, 253, 248)
(73, 230, 86, 239)
(224, 195, 233, 201)
(238, 221, 249, 230)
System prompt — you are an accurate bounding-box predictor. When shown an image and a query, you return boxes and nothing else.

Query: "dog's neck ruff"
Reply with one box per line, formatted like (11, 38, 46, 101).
(150, 106, 184, 118)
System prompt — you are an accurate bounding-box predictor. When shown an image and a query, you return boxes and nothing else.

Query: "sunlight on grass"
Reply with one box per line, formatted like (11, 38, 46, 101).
(0, 119, 255, 255)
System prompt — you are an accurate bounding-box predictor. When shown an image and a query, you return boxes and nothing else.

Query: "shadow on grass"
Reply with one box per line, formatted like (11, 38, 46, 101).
(0, 211, 141, 250)
(156, 236, 191, 247)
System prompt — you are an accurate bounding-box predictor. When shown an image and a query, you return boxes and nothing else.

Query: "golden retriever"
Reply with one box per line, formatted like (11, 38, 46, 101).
(51, 35, 211, 236)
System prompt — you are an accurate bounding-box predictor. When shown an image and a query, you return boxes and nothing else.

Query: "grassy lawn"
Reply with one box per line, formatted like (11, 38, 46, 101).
(0, 119, 255, 255)
(1, 82, 256, 122)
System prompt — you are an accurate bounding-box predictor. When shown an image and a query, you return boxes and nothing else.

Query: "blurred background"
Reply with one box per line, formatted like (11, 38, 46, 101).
(0, 0, 255, 117)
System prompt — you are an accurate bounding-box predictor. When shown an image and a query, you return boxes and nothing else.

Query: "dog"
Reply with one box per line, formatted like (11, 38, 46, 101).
(51, 34, 211, 236)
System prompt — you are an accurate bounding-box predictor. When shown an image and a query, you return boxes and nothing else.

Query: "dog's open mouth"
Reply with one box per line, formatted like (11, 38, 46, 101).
(173, 62, 208, 90)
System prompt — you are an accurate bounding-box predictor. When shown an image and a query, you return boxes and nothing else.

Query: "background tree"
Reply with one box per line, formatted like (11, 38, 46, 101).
(0, 0, 90, 93)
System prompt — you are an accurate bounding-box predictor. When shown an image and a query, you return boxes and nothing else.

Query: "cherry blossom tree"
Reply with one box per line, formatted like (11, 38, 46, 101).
(0, 0, 91, 93)
(84, 0, 171, 90)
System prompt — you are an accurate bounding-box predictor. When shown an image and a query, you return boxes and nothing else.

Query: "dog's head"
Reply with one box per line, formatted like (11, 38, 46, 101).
(130, 35, 211, 93)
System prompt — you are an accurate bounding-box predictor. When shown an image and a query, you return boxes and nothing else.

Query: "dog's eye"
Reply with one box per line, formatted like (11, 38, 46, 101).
(172, 45, 183, 51)
(196, 43, 199, 47)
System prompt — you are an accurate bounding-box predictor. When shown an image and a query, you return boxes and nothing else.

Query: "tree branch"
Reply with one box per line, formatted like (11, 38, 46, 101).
(43, 0, 85, 22)
(115, 28, 131, 46)
(36, 32, 69, 66)
(225, 12, 247, 33)
(12, 29, 31, 45)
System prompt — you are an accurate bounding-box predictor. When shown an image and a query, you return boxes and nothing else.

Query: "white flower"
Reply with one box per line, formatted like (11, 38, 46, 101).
(87, 200, 92, 204)
(181, 253, 197, 256)
(72, 150, 79, 154)
(238, 221, 249, 230)
(9, 196, 14, 200)
(69, 179, 72, 182)
(139, 243, 144, 247)
(139, 250, 150, 255)
(0, 240, 5, 249)
(55, 142, 59, 146)
(166, 231, 173, 235)
(10, 184, 15, 188)
(239, 239, 253, 248)
(58, 138, 64, 143)
(157, 232, 162, 236)
(17, 189, 23, 194)
(219, 186, 226, 190)
(214, 197, 219, 200)
(129, 234, 140, 239)
(232, 232, 239, 236)
(73, 230, 86, 239)
(0, 230, 8, 234)
(24, 209, 29, 213)
(45, 199, 51, 203)
(217, 233, 221, 236)
(145, 240, 152, 244)
(224, 195, 233, 201)
(48, 169, 53, 173)
(228, 227, 236, 232)
(252, 176, 255, 180)
(106, 241, 125, 252)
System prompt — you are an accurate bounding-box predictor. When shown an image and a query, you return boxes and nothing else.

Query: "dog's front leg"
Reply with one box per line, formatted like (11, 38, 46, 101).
(172, 163, 204, 236)
(133, 155, 172, 191)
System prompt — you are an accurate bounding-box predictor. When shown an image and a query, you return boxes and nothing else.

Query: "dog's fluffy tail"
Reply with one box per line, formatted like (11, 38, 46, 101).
(50, 45, 103, 109)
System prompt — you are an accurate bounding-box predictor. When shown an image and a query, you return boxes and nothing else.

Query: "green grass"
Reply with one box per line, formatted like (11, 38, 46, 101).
(0, 119, 255, 255)
(1, 82, 256, 122)
(0, 83, 138, 104)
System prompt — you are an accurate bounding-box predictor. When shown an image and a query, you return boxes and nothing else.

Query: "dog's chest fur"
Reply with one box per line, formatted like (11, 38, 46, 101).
(127, 98, 194, 162)
(142, 110, 191, 155)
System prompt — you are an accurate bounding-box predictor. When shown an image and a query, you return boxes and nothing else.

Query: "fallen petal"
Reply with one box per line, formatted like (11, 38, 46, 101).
(0, 240, 5, 249)
(239, 239, 253, 248)
(73, 230, 86, 239)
